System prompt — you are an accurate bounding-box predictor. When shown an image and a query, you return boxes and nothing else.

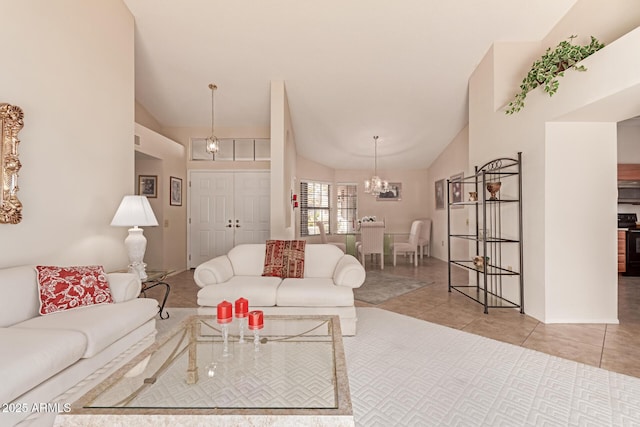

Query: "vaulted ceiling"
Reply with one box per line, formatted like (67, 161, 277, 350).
(123, 0, 576, 169)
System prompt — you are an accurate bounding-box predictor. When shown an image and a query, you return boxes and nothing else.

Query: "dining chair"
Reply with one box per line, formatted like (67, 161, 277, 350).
(316, 221, 346, 253)
(416, 218, 432, 258)
(356, 221, 385, 269)
(391, 220, 423, 267)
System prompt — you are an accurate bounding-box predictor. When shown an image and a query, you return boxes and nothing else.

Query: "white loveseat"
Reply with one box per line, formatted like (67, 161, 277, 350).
(194, 244, 366, 335)
(0, 265, 158, 427)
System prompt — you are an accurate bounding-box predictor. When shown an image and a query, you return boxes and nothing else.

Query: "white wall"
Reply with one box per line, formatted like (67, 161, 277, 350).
(270, 81, 297, 239)
(469, 2, 640, 322)
(134, 124, 187, 273)
(296, 156, 335, 183)
(427, 126, 469, 261)
(618, 121, 640, 163)
(0, 1, 134, 270)
(135, 101, 164, 135)
(283, 92, 298, 233)
(545, 122, 618, 322)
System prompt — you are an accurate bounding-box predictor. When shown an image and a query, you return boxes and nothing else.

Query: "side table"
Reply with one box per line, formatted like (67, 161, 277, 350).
(141, 270, 173, 319)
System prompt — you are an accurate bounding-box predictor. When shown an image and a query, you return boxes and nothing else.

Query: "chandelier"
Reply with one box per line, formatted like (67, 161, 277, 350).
(205, 83, 220, 154)
(364, 136, 389, 196)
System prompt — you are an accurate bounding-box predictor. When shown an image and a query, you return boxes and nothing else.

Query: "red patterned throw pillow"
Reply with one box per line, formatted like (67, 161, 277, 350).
(262, 240, 306, 278)
(36, 265, 114, 315)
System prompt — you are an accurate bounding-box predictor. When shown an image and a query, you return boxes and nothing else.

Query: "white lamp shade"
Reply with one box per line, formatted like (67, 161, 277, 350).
(111, 195, 159, 227)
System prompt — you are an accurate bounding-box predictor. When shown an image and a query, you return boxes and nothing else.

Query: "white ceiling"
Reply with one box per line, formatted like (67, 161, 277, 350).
(123, 0, 576, 170)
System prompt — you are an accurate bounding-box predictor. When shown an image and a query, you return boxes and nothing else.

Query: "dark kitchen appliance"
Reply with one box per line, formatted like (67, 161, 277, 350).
(626, 230, 640, 276)
(619, 213, 640, 276)
(618, 213, 638, 228)
(618, 181, 640, 204)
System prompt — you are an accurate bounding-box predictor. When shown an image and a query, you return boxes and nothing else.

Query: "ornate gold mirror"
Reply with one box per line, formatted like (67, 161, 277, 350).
(0, 103, 24, 224)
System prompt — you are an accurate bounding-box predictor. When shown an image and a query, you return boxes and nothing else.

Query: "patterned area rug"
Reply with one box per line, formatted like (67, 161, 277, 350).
(353, 271, 433, 304)
(345, 308, 640, 426)
(156, 308, 640, 426)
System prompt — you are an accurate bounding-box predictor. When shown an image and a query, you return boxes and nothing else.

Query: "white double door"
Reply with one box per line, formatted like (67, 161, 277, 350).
(189, 171, 270, 268)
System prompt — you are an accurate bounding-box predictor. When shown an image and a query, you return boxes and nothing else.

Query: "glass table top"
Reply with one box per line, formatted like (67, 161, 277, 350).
(67, 315, 352, 419)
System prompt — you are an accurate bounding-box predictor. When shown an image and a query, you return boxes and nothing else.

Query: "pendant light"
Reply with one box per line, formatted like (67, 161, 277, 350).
(205, 83, 220, 154)
(364, 136, 389, 196)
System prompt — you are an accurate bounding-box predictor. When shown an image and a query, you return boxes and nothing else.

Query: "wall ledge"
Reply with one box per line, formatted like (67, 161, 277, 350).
(494, 26, 640, 119)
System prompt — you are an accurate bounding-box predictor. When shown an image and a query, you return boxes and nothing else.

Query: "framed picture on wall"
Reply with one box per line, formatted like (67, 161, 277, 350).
(138, 175, 157, 198)
(376, 182, 402, 201)
(435, 179, 445, 210)
(450, 172, 464, 207)
(170, 176, 182, 206)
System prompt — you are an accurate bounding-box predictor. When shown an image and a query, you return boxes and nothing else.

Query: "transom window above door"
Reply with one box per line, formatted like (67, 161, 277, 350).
(191, 138, 270, 161)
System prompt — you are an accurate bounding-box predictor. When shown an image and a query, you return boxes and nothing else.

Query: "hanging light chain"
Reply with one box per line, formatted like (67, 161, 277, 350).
(210, 83, 216, 136)
(206, 83, 219, 154)
(373, 136, 378, 176)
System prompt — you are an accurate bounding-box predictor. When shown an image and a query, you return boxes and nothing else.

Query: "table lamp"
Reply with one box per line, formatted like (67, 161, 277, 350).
(110, 195, 159, 281)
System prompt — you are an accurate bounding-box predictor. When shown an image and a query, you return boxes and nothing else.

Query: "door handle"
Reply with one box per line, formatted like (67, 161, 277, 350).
(235, 219, 240, 228)
(226, 220, 232, 228)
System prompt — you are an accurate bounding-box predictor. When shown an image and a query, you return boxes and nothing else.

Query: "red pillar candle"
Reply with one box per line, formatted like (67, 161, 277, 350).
(248, 310, 264, 330)
(216, 300, 233, 324)
(235, 297, 249, 318)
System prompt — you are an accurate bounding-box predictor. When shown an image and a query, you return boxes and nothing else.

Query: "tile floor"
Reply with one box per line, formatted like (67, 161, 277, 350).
(148, 256, 640, 379)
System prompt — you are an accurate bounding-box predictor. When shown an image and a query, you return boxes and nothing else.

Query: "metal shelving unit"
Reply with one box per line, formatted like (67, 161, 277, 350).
(447, 152, 524, 314)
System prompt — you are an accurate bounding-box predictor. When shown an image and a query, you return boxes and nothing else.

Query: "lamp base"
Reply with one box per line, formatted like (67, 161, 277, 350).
(124, 226, 149, 281)
(128, 262, 148, 281)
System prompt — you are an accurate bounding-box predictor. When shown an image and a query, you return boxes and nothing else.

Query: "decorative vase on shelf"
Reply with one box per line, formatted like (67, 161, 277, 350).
(486, 182, 502, 201)
(473, 255, 489, 270)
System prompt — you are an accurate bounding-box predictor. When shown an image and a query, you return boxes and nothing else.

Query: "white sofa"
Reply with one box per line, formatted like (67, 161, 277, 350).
(194, 244, 366, 335)
(0, 265, 158, 427)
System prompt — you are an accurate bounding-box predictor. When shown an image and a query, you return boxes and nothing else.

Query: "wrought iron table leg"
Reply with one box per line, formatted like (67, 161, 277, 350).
(141, 281, 171, 319)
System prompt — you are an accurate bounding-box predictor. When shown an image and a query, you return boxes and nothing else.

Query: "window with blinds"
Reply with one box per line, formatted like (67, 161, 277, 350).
(300, 181, 330, 236)
(336, 184, 357, 234)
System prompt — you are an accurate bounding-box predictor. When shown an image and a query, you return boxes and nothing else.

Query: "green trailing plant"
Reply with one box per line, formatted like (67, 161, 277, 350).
(506, 35, 605, 115)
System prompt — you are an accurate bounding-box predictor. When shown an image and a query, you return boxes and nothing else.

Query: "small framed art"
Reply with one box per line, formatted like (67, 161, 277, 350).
(138, 175, 157, 198)
(170, 176, 182, 206)
(377, 182, 402, 201)
(435, 179, 445, 210)
(450, 172, 464, 207)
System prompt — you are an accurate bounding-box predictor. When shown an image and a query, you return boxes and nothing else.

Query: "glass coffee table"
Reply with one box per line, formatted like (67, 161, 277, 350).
(56, 315, 353, 426)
